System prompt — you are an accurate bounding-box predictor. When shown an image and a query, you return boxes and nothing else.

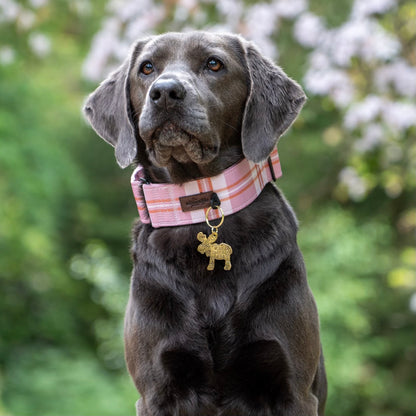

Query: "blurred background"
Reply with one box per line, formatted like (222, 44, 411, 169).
(0, 0, 415, 415)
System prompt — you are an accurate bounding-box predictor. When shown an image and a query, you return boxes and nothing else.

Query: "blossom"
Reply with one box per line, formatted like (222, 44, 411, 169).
(303, 55, 355, 108)
(107, 0, 143, 22)
(409, 293, 416, 314)
(178, 0, 198, 8)
(0, 46, 15, 65)
(28, 32, 51, 57)
(382, 101, 416, 132)
(71, 0, 92, 17)
(322, 19, 400, 67)
(124, 7, 165, 41)
(28, 0, 48, 8)
(274, 0, 307, 18)
(242, 3, 279, 58)
(357, 20, 401, 62)
(244, 4, 279, 39)
(344, 97, 416, 137)
(82, 0, 166, 81)
(0, 0, 20, 22)
(339, 167, 367, 201)
(344, 96, 386, 130)
(351, 0, 397, 19)
(82, 18, 121, 81)
(18, 9, 35, 30)
(294, 12, 326, 48)
(216, 0, 243, 27)
(354, 124, 385, 153)
(375, 60, 416, 98)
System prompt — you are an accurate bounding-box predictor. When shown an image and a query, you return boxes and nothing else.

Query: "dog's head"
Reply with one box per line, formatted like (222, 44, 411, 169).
(84, 32, 306, 182)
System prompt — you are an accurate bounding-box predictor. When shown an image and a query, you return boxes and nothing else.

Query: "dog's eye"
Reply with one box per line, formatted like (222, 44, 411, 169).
(140, 61, 154, 76)
(206, 57, 224, 72)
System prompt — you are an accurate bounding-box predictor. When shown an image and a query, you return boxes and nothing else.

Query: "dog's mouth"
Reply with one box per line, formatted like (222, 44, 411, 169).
(148, 123, 218, 166)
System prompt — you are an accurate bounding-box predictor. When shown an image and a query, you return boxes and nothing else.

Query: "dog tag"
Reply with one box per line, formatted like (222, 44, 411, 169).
(196, 207, 232, 271)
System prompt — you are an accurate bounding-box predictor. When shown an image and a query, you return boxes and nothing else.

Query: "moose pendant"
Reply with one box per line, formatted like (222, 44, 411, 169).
(197, 231, 232, 271)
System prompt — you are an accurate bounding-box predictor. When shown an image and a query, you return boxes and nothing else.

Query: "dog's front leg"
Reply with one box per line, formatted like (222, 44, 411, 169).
(129, 345, 217, 416)
(125, 286, 217, 416)
(150, 347, 217, 416)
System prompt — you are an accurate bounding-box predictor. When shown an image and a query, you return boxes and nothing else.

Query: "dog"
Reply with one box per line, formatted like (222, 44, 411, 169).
(84, 31, 327, 416)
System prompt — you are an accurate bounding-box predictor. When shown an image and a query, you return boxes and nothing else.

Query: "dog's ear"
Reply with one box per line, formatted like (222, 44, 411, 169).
(241, 42, 307, 162)
(83, 59, 136, 168)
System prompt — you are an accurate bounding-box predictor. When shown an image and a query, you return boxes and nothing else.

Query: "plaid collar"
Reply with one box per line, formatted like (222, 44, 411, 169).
(131, 148, 282, 228)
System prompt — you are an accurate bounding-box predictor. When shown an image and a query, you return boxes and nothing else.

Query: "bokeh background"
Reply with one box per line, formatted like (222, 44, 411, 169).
(0, 0, 415, 415)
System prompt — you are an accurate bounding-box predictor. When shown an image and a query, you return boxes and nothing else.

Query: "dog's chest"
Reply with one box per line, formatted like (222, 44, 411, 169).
(195, 276, 237, 325)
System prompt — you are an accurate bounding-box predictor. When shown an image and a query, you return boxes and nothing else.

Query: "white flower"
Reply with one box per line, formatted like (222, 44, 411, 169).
(344, 97, 416, 134)
(375, 60, 416, 98)
(359, 21, 401, 62)
(323, 19, 400, 67)
(71, 0, 92, 17)
(216, 0, 243, 24)
(409, 293, 416, 314)
(382, 101, 416, 132)
(0, 46, 15, 65)
(243, 3, 279, 58)
(82, 18, 121, 81)
(339, 167, 367, 201)
(108, 0, 162, 26)
(0, 0, 20, 22)
(124, 6, 164, 41)
(325, 21, 370, 67)
(354, 124, 385, 153)
(331, 82, 355, 108)
(178, 0, 198, 9)
(344, 96, 386, 130)
(28, 32, 51, 57)
(274, 0, 307, 19)
(351, 0, 397, 20)
(305, 19, 401, 68)
(309, 51, 331, 70)
(304, 64, 354, 108)
(254, 36, 279, 60)
(174, 5, 190, 22)
(245, 3, 278, 37)
(18, 9, 35, 30)
(294, 12, 326, 48)
(29, 0, 48, 8)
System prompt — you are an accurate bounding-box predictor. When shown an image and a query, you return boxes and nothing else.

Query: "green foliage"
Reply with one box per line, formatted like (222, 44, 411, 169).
(3, 347, 137, 416)
(70, 241, 129, 370)
(300, 207, 415, 416)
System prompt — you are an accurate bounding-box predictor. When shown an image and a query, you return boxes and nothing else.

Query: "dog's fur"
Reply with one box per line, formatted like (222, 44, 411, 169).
(84, 32, 327, 416)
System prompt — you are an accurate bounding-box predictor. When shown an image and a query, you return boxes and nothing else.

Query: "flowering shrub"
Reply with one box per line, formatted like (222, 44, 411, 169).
(2, 0, 413, 201)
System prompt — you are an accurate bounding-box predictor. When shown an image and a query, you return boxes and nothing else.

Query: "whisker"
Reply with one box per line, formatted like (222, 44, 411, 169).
(217, 119, 239, 133)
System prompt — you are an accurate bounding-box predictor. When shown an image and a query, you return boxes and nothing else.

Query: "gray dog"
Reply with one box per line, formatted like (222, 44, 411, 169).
(84, 31, 327, 416)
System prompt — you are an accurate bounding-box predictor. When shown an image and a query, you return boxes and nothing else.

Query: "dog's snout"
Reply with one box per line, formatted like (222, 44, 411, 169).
(150, 78, 186, 108)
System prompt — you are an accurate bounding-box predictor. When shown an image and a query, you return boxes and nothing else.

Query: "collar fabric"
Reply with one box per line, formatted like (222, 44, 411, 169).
(131, 148, 282, 228)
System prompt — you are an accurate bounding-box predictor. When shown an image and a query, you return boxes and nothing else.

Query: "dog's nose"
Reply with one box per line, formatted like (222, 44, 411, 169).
(149, 78, 186, 108)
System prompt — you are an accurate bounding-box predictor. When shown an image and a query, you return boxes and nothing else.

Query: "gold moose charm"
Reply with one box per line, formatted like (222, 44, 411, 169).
(197, 231, 232, 271)
(197, 206, 232, 271)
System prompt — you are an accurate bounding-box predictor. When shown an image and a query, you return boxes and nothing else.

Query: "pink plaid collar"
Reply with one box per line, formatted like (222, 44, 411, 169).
(131, 148, 282, 228)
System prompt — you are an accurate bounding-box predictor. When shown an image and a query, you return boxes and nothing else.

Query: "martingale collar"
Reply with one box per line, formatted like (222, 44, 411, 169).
(131, 148, 282, 228)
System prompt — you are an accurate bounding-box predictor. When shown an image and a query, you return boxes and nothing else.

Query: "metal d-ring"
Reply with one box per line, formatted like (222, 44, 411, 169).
(205, 206, 225, 229)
